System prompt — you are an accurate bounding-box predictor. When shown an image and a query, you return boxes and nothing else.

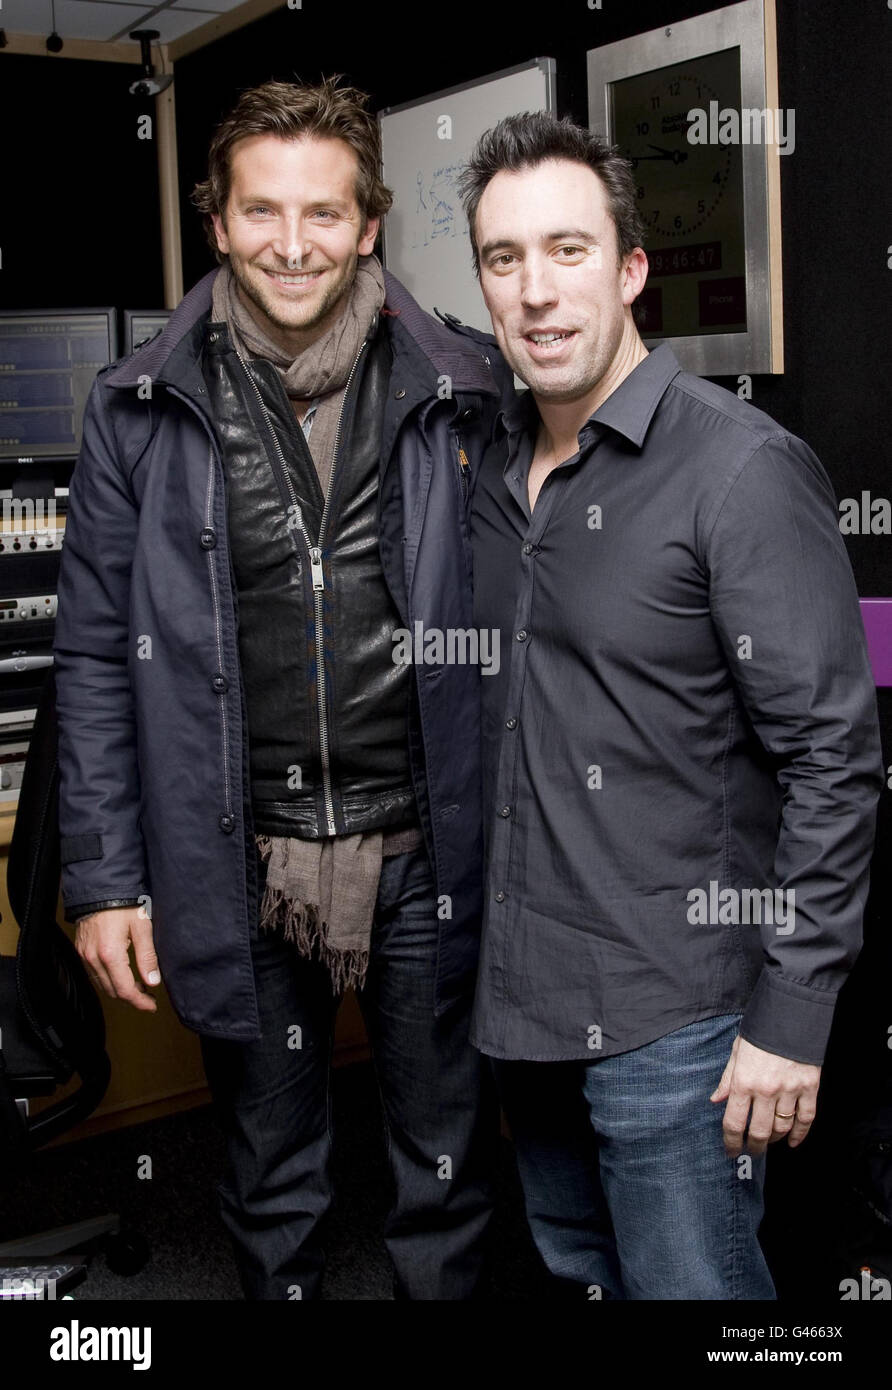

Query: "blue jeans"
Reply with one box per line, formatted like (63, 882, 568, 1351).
(495, 1014, 777, 1300)
(199, 843, 499, 1300)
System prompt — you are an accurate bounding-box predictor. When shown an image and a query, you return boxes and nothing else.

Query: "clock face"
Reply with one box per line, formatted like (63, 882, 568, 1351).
(610, 47, 747, 339)
(622, 70, 732, 239)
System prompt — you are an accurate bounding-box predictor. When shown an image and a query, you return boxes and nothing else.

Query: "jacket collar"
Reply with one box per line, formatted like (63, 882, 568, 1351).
(105, 266, 499, 398)
(380, 272, 497, 396)
(498, 342, 683, 448)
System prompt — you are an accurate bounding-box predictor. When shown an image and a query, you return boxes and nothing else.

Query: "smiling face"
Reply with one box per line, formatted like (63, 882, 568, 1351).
(475, 158, 646, 405)
(212, 133, 380, 355)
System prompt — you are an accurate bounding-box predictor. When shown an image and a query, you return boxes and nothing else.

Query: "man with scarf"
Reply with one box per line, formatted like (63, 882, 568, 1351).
(56, 78, 506, 1299)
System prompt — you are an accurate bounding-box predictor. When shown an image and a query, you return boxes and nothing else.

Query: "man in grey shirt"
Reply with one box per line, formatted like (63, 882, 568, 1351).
(459, 112, 882, 1299)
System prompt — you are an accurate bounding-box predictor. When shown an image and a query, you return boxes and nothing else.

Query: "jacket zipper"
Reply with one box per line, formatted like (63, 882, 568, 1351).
(457, 434, 471, 502)
(233, 343, 367, 836)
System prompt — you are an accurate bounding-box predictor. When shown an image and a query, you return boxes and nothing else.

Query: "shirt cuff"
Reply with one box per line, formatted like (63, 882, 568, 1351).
(738, 967, 840, 1066)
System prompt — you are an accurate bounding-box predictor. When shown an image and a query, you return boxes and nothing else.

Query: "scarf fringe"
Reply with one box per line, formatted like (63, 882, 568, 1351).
(255, 834, 370, 992)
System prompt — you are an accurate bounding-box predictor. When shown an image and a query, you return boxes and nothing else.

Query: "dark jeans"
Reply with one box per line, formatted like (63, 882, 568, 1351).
(199, 842, 499, 1300)
(496, 1013, 776, 1300)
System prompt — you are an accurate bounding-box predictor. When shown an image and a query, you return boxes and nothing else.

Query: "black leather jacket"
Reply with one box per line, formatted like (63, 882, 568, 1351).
(202, 312, 415, 839)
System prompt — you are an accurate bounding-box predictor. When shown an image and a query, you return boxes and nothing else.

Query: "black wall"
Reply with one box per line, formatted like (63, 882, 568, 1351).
(0, 53, 163, 311)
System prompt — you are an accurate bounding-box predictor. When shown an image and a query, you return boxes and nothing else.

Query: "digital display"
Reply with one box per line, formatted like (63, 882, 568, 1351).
(0, 312, 116, 461)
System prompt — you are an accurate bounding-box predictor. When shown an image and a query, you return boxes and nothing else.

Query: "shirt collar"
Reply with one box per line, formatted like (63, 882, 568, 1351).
(497, 342, 682, 449)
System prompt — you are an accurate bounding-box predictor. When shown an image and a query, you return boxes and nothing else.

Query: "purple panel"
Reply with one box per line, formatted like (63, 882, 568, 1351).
(860, 599, 892, 687)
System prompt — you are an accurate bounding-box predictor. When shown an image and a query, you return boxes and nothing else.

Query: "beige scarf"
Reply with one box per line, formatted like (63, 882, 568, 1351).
(212, 254, 421, 992)
(211, 254, 386, 493)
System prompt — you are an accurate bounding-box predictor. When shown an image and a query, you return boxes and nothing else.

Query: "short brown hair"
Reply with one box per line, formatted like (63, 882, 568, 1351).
(458, 111, 646, 274)
(192, 75, 393, 261)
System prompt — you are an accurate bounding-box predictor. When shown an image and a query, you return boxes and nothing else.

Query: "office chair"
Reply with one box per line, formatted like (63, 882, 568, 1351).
(0, 667, 147, 1293)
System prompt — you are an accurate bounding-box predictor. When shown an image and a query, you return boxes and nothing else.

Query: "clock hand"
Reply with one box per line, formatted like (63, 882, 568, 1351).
(637, 145, 690, 164)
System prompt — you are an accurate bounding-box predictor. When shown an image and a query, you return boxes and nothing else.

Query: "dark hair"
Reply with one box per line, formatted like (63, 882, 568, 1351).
(192, 75, 393, 261)
(457, 111, 646, 274)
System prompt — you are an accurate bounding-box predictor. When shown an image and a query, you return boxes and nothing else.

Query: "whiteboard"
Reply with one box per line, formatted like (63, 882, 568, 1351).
(379, 60, 556, 333)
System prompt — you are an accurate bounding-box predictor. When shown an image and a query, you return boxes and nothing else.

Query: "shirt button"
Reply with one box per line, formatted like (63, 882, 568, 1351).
(494, 890, 506, 903)
(505, 717, 517, 729)
(219, 815, 235, 833)
(522, 542, 534, 555)
(199, 527, 217, 549)
(211, 673, 228, 693)
(516, 629, 528, 642)
(498, 805, 511, 818)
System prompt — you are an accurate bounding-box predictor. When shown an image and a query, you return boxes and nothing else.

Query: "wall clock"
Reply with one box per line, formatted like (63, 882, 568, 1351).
(588, 0, 784, 375)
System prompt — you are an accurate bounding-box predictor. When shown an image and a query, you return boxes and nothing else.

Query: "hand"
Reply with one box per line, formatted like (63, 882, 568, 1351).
(710, 1034, 820, 1156)
(75, 907, 161, 1013)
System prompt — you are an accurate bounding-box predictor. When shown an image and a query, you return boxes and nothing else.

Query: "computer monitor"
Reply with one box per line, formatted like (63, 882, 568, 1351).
(0, 309, 117, 464)
(122, 310, 170, 356)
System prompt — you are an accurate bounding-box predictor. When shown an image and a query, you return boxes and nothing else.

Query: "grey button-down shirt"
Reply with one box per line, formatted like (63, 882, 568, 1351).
(469, 344, 882, 1066)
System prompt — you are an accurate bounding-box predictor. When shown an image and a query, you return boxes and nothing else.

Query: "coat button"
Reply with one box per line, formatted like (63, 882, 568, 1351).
(200, 527, 217, 549)
(516, 629, 529, 642)
(498, 805, 511, 818)
(212, 673, 228, 692)
(219, 814, 235, 833)
(494, 890, 506, 903)
(522, 542, 534, 555)
(460, 407, 477, 421)
(395, 388, 406, 399)
(505, 717, 517, 729)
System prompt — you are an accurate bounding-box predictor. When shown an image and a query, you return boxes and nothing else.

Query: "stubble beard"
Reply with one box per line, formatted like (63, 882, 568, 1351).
(507, 319, 622, 406)
(230, 247, 359, 345)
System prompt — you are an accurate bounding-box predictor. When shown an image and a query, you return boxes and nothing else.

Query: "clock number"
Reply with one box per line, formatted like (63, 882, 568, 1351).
(650, 96, 661, 110)
(649, 209, 660, 225)
(697, 199, 705, 214)
(674, 215, 682, 230)
(636, 186, 644, 200)
(713, 171, 723, 184)
(636, 121, 650, 135)
(668, 80, 681, 96)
